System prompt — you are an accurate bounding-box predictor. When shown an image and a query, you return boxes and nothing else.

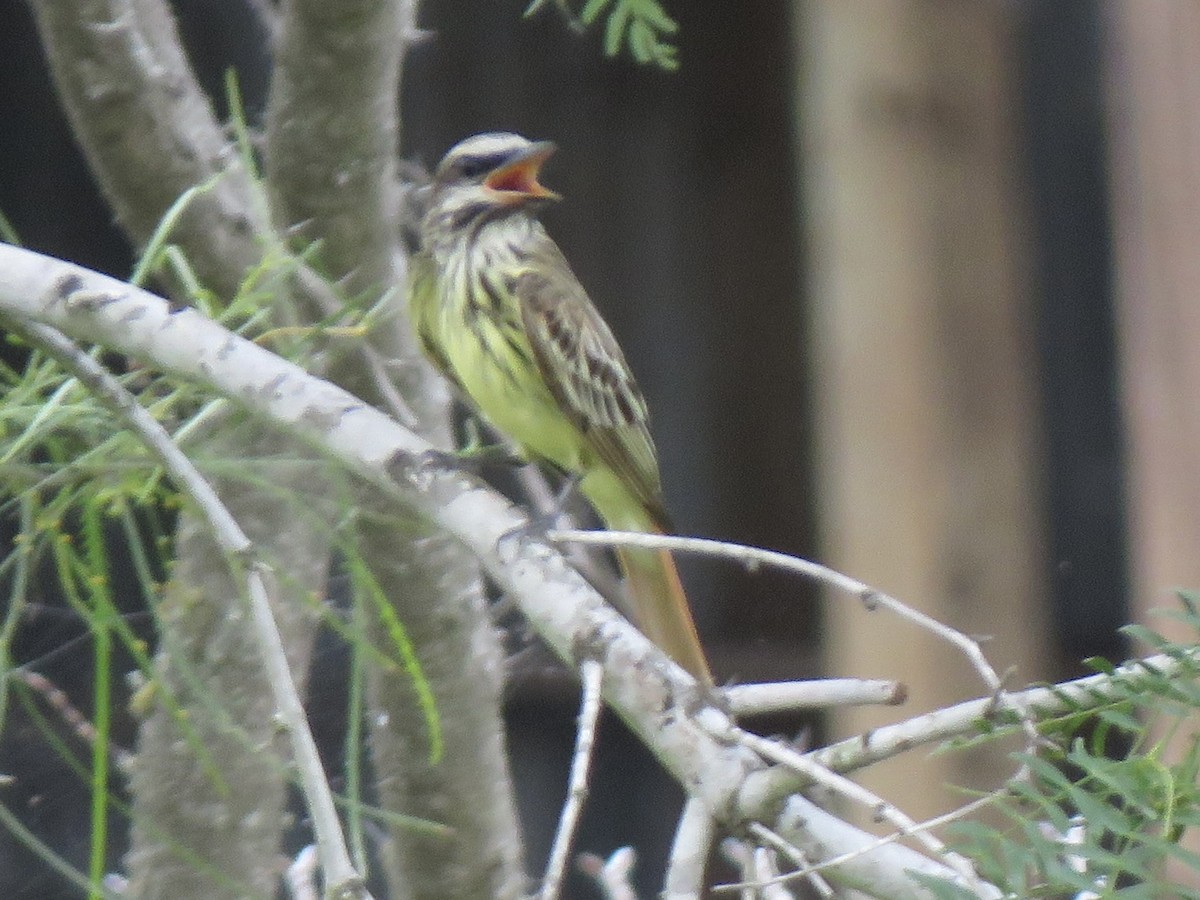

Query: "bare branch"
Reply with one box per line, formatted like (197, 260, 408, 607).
(724, 794, 1002, 897)
(539, 660, 604, 900)
(578, 847, 639, 900)
(737, 654, 1195, 820)
(724, 678, 905, 715)
(663, 798, 715, 899)
(13, 671, 132, 769)
(552, 530, 1009, 696)
(286, 845, 320, 900)
(748, 823, 833, 898)
(720, 838, 803, 900)
(770, 795, 1003, 899)
(731, 730, 983, 891)
(553, 528, 1041, 754)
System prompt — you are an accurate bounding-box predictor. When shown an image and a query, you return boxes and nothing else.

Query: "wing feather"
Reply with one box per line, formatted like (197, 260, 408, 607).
(515, 238, 669, 525)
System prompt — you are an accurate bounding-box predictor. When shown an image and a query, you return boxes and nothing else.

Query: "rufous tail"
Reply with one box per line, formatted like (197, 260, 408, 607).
(616, 538, 712, 684)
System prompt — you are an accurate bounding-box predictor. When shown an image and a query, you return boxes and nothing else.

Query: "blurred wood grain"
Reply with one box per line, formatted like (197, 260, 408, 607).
(1107, 0, 1200, 888)
(796, 0, 1054, 825)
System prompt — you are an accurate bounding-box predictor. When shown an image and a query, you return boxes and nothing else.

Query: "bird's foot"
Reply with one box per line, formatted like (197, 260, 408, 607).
(454, 418, 529, 469)
(403, 443, 524, 479)
(497, 507, 565, 551)
(456, 442, 528, 470)
(498, 472, 583, 546)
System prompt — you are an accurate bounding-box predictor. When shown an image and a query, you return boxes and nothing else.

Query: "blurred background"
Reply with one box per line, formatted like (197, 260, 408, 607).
(3, 0, 1199, 896)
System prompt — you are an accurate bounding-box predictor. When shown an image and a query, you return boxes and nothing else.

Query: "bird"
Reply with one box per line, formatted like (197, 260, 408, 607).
(408, 132, 711, 683)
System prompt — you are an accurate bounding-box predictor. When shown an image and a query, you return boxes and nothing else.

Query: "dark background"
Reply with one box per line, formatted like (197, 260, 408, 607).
(0, 1, 1124, 896)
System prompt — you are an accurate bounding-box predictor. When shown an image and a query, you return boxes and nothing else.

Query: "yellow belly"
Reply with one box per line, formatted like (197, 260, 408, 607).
(441, 304, 590, 475)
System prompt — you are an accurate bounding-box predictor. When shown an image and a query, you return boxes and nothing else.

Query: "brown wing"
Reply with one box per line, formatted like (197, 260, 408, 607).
(515, 237, 670, 526)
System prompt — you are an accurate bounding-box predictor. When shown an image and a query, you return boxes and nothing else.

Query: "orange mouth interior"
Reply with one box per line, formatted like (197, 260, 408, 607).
(484, 151, 558, 198)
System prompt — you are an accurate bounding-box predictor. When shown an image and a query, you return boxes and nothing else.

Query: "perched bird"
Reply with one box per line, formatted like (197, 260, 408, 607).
(409, 132, 711, 683)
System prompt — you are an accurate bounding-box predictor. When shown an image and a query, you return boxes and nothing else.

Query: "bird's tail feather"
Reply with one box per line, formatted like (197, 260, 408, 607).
(616, 540, 711, 684)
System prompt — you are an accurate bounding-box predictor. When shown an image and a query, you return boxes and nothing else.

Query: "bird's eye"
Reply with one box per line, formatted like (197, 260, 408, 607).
(453, 153, 504, 180)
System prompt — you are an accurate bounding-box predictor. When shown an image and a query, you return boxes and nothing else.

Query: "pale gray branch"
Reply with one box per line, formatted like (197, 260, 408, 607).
(732, 731, 981, 891)
(771, 796, 1002, 900)
(27, 5, 507, 898)
(724, 679, 905, 714)
(663, 798, 715, 900)
(286, 846, 320, 900)
(748, 823, 833, 898)
(26, 10, 361, 891)
(723, 795, 1003, 897)
(553, 528, 1040, 755)
(578, 848, 639, 900)
(539, 660, 604, 900)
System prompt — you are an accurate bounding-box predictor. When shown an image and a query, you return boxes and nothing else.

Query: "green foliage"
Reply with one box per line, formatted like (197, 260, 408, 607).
(919, 601, 1200, 898)
(524, 0, 680, 70)
(0, 213, 442, 892)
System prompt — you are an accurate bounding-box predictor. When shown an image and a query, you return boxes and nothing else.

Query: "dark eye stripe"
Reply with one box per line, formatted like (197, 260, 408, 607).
(454, 153, 507, 180)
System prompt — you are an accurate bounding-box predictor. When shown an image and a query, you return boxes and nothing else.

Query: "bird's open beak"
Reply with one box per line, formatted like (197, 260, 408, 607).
(484, 141, 561, 201)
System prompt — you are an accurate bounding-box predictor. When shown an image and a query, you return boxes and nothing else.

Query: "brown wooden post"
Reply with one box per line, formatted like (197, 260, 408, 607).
(795, 0, 1053, 822)
(1106, 1, 1200, 888)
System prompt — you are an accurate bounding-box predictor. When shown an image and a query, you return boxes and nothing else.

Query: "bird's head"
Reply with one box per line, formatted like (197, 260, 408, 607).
(424, 133, 560, 239)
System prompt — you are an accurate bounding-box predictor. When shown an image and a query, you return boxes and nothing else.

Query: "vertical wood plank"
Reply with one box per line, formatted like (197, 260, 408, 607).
(1106, 1, 1200, 887)
(795, 0, 1053, 821)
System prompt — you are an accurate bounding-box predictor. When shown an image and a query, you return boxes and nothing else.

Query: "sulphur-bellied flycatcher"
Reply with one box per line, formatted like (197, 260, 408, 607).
(409, 132, 711, 683)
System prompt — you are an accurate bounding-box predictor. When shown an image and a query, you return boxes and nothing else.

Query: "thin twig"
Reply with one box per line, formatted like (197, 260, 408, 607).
(718, 793, 1002, 895)
(540, 660, 604, 900)
(715, 840, 753, 900)
(9, 319, 370, 899)
(721, 839, 790, 900)
(747, 823, 834, 898)
(285, 844, 320, 900)
(663, 797, 714, 899)
(552, 529, 1039, 751)
(577, 847, 638, 900)
(732, 730, 983, 891)
(752, 847, 799, 900)
(723, 678, 905, 715)
(14, 671, 132, 768)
